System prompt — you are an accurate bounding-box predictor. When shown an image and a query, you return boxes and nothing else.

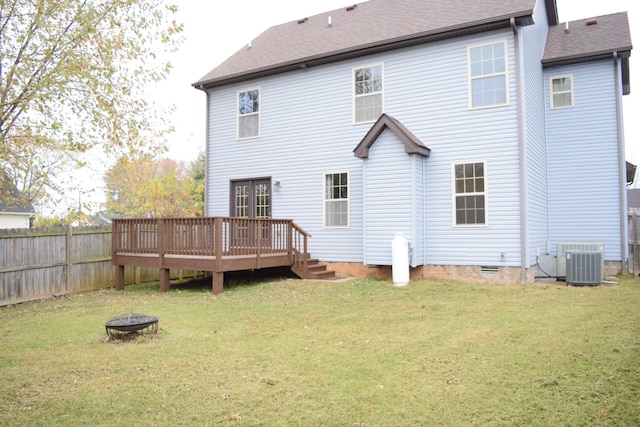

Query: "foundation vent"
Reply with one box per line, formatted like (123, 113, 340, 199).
(481, 266, 499, 274)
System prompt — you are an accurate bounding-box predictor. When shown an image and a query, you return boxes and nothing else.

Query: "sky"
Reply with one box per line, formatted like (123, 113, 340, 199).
(158, 0, 638, 169)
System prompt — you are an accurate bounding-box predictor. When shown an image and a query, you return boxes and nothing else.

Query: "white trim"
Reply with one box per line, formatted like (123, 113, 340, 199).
(549, 74, 574, 109)
(451, 160, 489, 227)
(352, 62, 385, 124)
(467, 40, 510, 110)
(323, 170, 350, 228)
(236, 86, 261, 140)
(0, 211, 33, 216)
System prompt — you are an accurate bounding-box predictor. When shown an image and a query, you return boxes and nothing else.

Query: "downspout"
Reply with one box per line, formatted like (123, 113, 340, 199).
(613, 52, 628, 273)
(511, 18, 528, 283)
(423, 157, 427, 266)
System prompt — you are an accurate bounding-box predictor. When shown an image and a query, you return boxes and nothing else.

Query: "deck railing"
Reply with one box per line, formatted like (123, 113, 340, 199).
(113, 217, 309, 269)
(291, 221, 311, 275)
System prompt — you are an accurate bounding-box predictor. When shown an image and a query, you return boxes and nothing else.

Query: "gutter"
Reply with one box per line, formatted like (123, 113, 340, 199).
(542, 49, 631, 68)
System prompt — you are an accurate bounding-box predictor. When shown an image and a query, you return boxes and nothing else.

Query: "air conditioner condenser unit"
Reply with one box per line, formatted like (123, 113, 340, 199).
(565, 250, 604, 286)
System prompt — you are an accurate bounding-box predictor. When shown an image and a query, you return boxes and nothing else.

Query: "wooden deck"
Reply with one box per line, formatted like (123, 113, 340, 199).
(112, 217, 333, 294)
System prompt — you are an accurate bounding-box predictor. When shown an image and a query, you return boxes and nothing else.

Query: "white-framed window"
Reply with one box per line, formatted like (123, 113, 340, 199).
(452, 161, 487, 226)
(468, 41, 508, 109)
(353, 64, 383, 123)
(323, 171, 350, 228)
(550, 75, 574, 109)
(237, 88, 260, 139)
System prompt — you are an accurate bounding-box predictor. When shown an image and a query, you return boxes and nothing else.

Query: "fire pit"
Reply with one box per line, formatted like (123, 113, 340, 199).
(105, 313, 159, 339)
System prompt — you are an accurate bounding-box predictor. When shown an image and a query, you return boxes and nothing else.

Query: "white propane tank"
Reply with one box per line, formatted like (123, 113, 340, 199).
(392, 232, 409, 286)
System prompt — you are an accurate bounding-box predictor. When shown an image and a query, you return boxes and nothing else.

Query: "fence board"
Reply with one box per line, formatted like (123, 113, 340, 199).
(629, 213, 639, 275)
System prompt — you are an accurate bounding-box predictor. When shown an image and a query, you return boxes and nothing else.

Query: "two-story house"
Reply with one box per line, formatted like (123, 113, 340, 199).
(193, 0, 632, 284)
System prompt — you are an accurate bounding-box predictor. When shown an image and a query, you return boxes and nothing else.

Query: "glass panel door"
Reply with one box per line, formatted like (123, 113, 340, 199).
(230, 179, 271, 249)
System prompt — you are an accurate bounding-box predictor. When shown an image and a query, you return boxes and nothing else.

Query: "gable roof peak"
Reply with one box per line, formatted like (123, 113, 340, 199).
(354, 114, 430, 159)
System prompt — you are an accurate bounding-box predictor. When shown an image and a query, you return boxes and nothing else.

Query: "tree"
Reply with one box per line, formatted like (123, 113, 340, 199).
(104, 154, 203, 218)
(189, 149, 205, 210)
(0, 0, 183, 207)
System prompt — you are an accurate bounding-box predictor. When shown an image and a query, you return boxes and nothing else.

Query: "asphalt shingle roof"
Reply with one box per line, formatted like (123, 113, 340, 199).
(0, 172, 34, 214)
(543, 12, 632, 65)
(194, 0, 540, 88)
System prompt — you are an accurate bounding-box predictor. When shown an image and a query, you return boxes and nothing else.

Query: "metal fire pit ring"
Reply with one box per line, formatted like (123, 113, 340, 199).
(105, 313, 159, 339)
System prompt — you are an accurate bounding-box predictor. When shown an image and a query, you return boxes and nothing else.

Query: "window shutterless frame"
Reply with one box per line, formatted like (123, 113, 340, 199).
(237, 87, 261, 140)
(451, 161, 488, 227)
(323, 171, 350, 228)
(467, 40, 509, 110)
(352, 63, 384, 124)
(549, 75, 574, 109)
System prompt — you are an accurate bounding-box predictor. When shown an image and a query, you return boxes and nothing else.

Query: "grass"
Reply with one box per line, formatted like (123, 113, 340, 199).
(1, 274, 639, 426)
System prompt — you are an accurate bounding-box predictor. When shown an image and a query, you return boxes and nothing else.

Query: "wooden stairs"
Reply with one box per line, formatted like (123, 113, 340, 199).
(292, 255, 337, 280)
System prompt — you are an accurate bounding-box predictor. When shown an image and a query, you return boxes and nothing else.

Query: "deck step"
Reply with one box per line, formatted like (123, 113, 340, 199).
(306, 269, 337, 279)
(291, 257, 337, 280)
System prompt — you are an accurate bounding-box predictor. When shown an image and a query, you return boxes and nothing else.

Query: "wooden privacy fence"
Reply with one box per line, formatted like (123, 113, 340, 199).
(0, 226, 160, 306)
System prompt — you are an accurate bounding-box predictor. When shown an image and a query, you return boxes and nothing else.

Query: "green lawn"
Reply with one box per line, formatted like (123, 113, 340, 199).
(1, 275, 639, 426)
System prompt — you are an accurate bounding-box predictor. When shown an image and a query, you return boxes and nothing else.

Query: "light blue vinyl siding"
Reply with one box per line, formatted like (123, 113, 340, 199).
(361, 130, 424, 266)
(521, 0, 551, 266)
(407, 31, 521, 266)
(545, 61, 622, 260)
(207, 65, 364, 262)
(206, 29, 523, 265)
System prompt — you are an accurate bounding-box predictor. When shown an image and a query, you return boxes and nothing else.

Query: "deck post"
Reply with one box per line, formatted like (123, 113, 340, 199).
(288, 221, 293, 264)
(215, 218, 223, 272)
(160, 268, 170, 292)
(158, 218, 170, 292)
(212, 271, 224, 294)
(115, 265, 125, 290)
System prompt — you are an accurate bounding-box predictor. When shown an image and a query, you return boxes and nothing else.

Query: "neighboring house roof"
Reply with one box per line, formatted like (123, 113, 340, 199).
(194, 0, 557, 89)
(543, 12, 632, 94)
(353, 114, 430, 159)
(0, 198, 34, 214)
(0, 176, 34, 215)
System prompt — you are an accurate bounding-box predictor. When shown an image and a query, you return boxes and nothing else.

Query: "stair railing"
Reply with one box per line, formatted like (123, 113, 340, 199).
(290, 221, 311, 277)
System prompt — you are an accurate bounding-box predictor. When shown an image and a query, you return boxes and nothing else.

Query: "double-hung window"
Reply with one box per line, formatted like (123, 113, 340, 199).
(453, 162, 487, 226)
(237, 88, 260, 139)
(324, 172, 349, 228)
(550, 75, 574, 109)
(353, 64, 383, 123)
(468, 41, 508, 108)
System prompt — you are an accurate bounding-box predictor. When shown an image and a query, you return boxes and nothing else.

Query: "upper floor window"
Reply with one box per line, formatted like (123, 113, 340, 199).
(453, 161, 487, 226)
(353, 64, 383, 123)
(468, 41, 508, 109)
(237, 88, 260, 139)
(324, 171, 350, 228)
(550, 75, 574, 109)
